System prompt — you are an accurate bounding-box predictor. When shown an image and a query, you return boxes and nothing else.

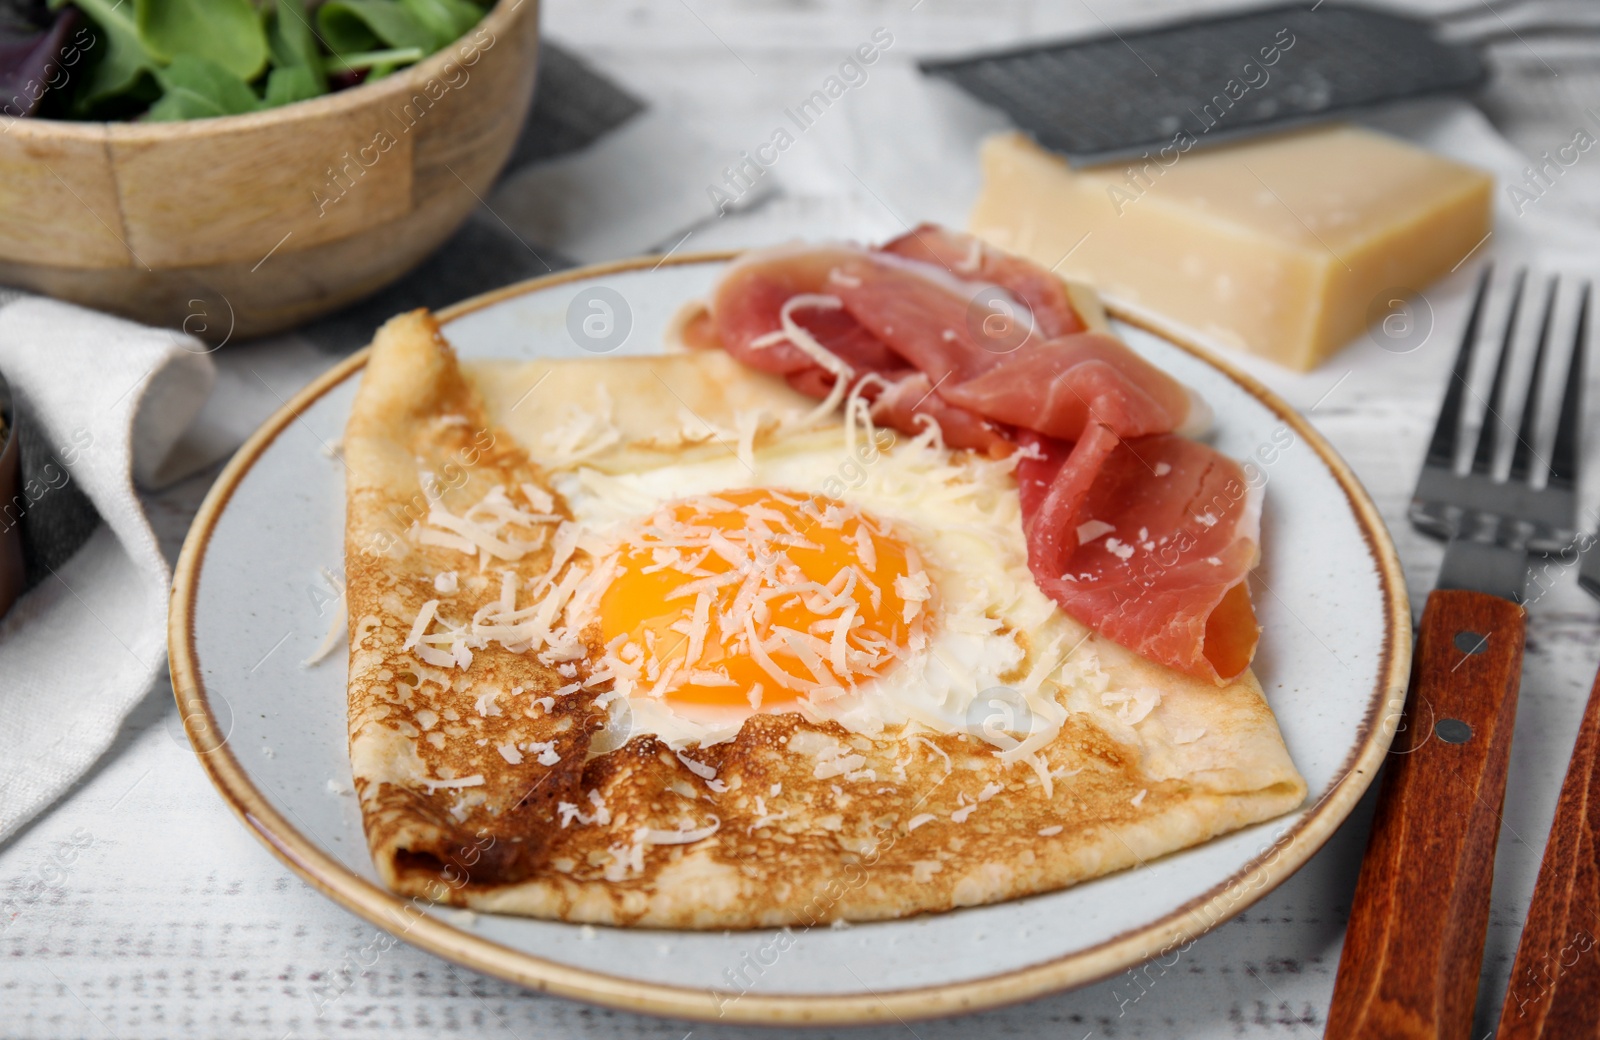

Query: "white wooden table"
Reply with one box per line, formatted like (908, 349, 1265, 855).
(7, 1, 1600, 1036)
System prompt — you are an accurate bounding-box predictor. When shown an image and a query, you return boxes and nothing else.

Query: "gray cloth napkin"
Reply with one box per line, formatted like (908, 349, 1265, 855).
(0, 300, 212, 845)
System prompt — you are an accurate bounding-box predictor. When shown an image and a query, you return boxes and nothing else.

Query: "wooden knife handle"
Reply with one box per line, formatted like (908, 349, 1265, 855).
(1326, 588, 1526, 1040)
(1494, 661, 1600, 1038)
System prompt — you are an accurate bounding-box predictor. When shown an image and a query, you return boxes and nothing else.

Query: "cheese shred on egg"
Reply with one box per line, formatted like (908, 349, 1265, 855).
(596, 488, 920, 709)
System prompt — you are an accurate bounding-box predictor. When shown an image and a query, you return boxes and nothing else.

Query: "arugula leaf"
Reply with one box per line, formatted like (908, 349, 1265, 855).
(146, 53, 260, 121)
(40, 0, 488, 120)
(317, 1, 434, 56)
(267, 0, 325, 91)
(400, 0, 482, 49)
(136, 0, 268, 81)
(262, 63, 320, 107)
(56, 0, 159, 109)
(338, 46, 423, 71)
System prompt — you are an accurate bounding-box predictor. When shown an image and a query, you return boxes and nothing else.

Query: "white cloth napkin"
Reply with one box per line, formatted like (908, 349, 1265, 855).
(0, 299, 213, 844)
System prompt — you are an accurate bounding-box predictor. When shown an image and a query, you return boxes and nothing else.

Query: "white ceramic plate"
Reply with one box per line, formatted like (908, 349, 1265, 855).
(170, 255, 1411, 1025)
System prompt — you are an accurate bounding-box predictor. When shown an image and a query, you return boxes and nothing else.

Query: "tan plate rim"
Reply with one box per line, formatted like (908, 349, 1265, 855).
(168, 251, 1413, 1026)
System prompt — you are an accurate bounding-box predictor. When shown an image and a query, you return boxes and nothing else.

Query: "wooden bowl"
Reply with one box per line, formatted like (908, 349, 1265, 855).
(0, 0, 539, 342)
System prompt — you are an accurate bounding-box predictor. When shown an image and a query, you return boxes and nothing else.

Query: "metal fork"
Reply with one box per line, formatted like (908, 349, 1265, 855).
(1410, 268, 1587, 594)
(1328, 269, 1591, 1039)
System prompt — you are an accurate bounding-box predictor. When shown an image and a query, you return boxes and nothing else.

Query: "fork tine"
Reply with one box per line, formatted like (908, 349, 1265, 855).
(1471, 268, 1528, 476)
(1425, 265, 1493, 471)
(1549, 281, 1589, 491)
(1509, 278, 1560, 484)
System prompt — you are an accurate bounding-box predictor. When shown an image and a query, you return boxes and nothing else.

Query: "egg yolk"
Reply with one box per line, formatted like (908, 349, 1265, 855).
(598, 488, 917, 710)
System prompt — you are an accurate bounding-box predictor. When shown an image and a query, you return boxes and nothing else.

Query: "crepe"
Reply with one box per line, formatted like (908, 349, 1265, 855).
(343, 309, 1306, 928)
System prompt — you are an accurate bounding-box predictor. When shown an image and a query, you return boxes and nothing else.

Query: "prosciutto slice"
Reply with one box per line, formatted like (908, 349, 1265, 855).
(1018, 431, 1261, 684)
(707, 243, 1010, 452)
(939, 332, 1192, 441)
(865, 371, 1012, 456)
(709, 245, 902, 378)
(697, 225, 1262, 683)
(878, 224, 1086, 340)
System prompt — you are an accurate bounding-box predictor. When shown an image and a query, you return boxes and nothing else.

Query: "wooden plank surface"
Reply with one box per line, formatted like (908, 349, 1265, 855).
(6, 1, 1600, 1037)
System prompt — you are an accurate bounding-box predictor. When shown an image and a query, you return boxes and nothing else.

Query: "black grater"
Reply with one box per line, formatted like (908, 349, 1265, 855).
(920, 3, 1489, 166)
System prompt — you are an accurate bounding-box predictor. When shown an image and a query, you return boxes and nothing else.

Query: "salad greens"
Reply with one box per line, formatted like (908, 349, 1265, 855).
(1, 0, 491, 121)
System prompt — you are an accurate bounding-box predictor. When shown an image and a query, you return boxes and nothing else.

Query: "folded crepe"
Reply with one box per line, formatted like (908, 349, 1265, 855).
(341, 310, 1305, 928)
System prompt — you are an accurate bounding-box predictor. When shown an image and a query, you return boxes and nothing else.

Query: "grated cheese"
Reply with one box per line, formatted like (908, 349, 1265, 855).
(641, 816, 721, 845)
(421, 774, 483, 792)
(303, 567, 348, 667)
(404, 600, 440, 651)
(812, 744, 868, 780)
(907, 734, 952, 775)
(525, 740, 560, 766)
(603, 834, 646, 881)
(734, 409, 761, 473)
(675, 752, 717, 781)
(557, 801, 591, 828)
(1102, 687, 1161, 726)
(851, 525, 877, 572)
(895, 570, 931, 624)
(748, 804, 790, 833)
(520, 482, 555, 513)
(1076, 519, 1115, 544)
(415, 527, 476, 554)
(538, 386, 624, 467)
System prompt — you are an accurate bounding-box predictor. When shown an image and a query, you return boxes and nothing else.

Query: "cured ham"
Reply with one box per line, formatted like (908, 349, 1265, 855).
(1017, 431, 1261, 684)
(706, 243, 1004, 452)
(865, 371, 1012, 456)
(708, 245, 904, 378)
(939, 332, 1192, 441)
(694, 224, 1262, 684)
(878, 224, 1087, 340)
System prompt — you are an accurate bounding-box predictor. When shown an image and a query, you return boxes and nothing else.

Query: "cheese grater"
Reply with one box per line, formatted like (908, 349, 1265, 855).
(920, 3, 1493, 166)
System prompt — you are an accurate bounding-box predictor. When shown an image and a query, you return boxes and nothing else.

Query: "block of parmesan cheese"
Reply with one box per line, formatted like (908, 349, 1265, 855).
(969, 127, 1494, 371)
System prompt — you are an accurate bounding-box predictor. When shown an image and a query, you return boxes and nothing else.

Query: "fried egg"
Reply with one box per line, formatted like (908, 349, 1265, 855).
(520, 370, 1088, 752)
(411, 354, 1098, 759)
